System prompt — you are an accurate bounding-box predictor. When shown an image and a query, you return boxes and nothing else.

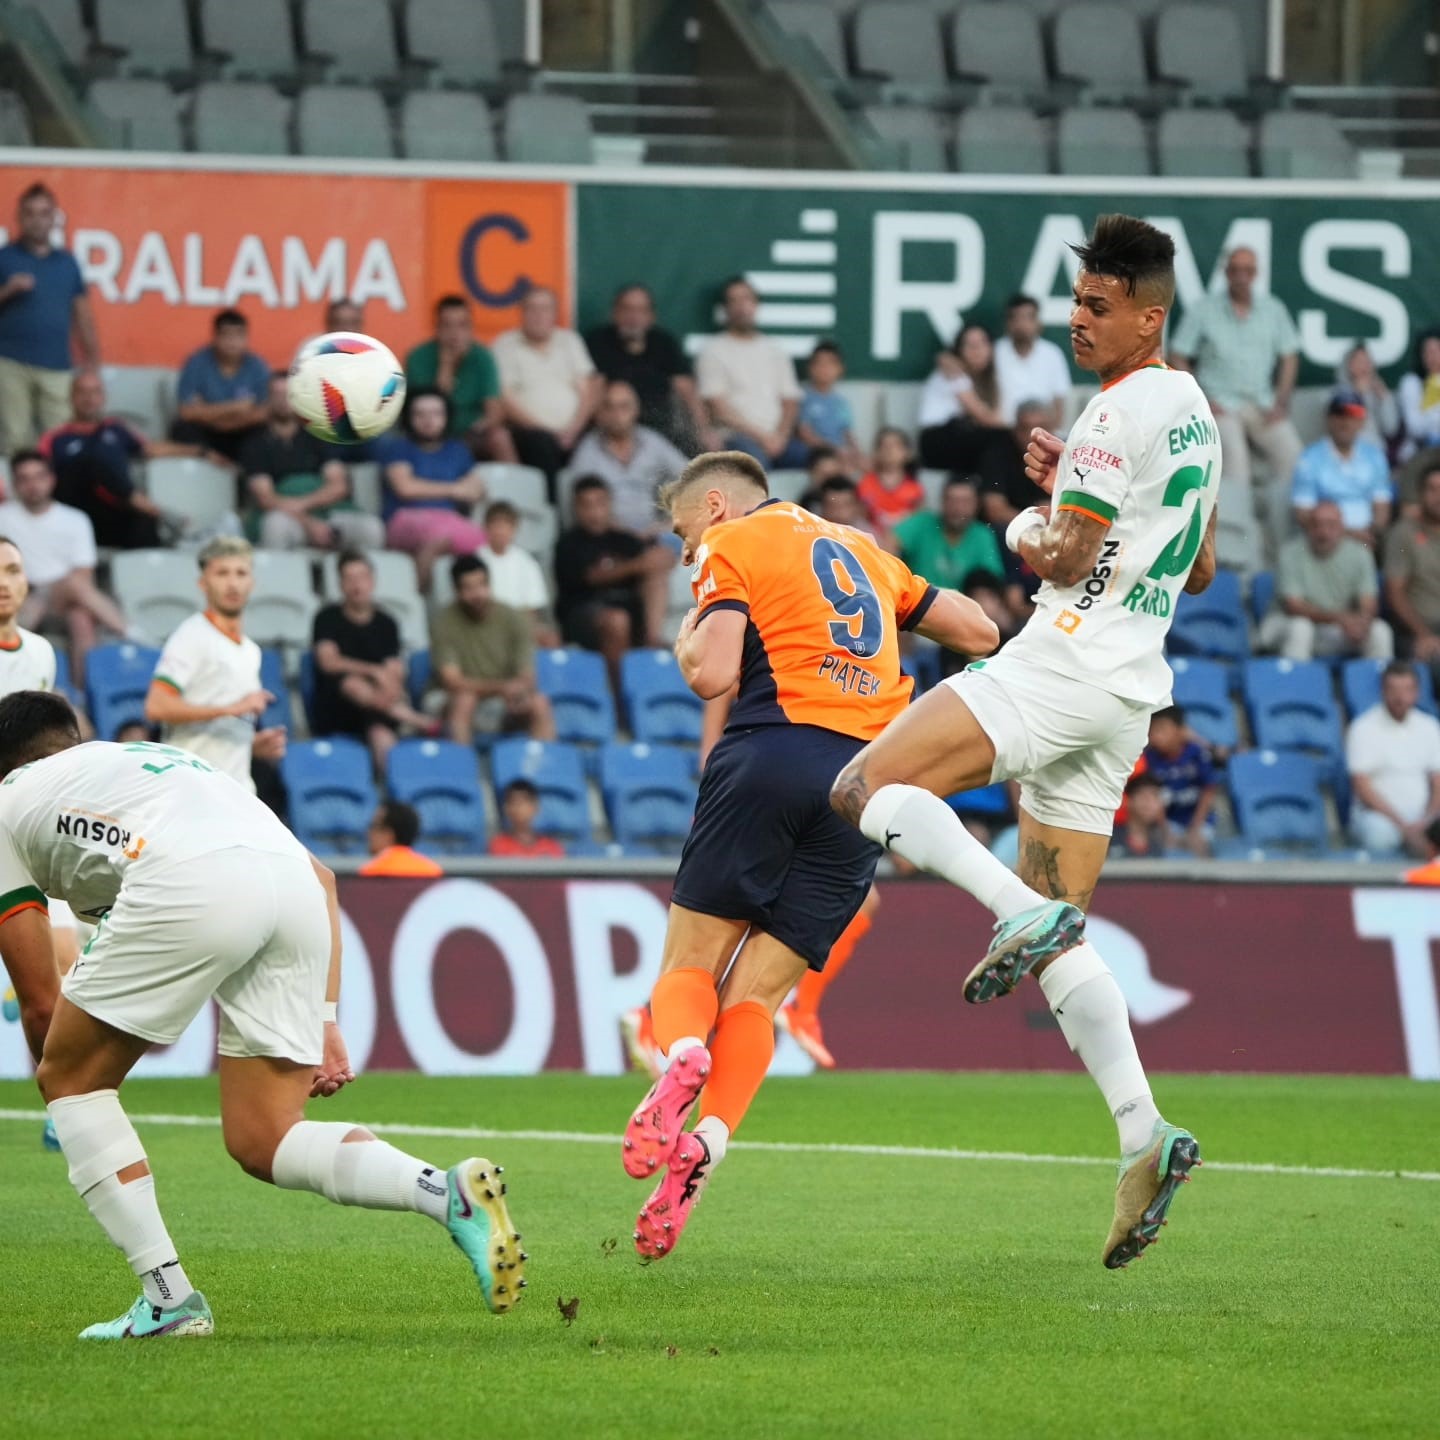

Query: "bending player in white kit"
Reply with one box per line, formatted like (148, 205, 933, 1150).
(0, 691, 527, 1338)
(832, 215, 1219, 1269)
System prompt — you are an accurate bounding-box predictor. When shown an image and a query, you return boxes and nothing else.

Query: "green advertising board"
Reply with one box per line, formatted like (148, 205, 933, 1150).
(576, 177, 1440, 384)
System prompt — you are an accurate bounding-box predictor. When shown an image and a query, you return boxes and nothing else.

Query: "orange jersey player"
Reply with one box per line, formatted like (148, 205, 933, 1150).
(617, 450, 998, 1262)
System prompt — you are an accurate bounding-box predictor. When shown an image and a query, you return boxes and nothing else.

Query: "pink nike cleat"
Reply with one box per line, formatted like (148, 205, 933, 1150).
(634, 1131, 713, 1261)
(622, 1045, 711, 1179)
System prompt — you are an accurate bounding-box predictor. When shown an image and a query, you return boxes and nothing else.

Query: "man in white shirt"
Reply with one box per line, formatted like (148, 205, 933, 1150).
(142, 536, 285, 793)
(1346, 661, 1440, 856)
(493, 286, 600, 484)
(993, 293, 1072, 431)
(696, 276, 806, 470)
(478, 500, 556, 646)
(0, 448, 130, 687)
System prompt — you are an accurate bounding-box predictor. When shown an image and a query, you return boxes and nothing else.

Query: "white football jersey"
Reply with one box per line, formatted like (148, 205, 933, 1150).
(153, 612, 262, 790)
(0, 627, 56, 695)
(0, 740, 308, 921)
(1005, 363, 1222, 706)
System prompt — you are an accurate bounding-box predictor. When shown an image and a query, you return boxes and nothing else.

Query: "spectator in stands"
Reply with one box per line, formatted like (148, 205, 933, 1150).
(977, 399, 1051, 529)
(1337, 341, 1400, 452)
(555, 476, 672, 687)
(1141, 705, 1216, 856)
(1403, 815, 1440, 885)
(494, 286, 599, 483)
(242, 372, 385, 552)
(404, 294, 515, 462)
(1385, 463, 1440, 675)
(1268, 500, 1393, 661)
(1346, 661, 1440, 857)
(359, 800, 444, 877)
(325, 295, 364, 333)
(1111, 773, 1175, 859)
(0, 449, 130, 686)
(312, 550, 435, 773)
(994, 293, 1070, 432)
(892, 474, 1004, 591)
(40, 368, 208, 549)
(857, 427, 924, 535)
(172, 309, 269, 460)
(918, 323, 1009, 475)
(805, 446, 849, 490)
(431, 554, 553, 745)
(1290, 391, 1392, 547)
(1398, 330, 1440, 460)
(1170, 247, 1302, 557)
(960, 570, 1022, 646)
(584, 283, 710, 453)
(478, 500, 556, 646)
(797, 341, 865, 474)
(814, 476, 881, 542)
(489, 779, 565, 859)
(0, 182, 98, 452)
(378, 388, 488, 590)
(696, 276, 805, 469)
(567, 379, 687, 535)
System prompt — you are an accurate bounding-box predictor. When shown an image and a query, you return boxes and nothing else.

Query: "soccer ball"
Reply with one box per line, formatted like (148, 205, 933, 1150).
(287, 331, 406, 444)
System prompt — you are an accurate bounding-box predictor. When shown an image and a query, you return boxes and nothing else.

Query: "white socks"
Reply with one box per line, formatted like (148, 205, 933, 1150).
(1038, 943, 1160, 1153)
(665, 1035, 706, 1064)
(271, 1121, 450, 1224)
(47, 1090, 194, 1309)
(859, 784, 1044, 920)
(693, 1115, 730, 1165)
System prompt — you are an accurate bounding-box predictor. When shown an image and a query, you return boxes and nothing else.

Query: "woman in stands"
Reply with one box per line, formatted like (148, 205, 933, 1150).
(917, 323, 1010, 476)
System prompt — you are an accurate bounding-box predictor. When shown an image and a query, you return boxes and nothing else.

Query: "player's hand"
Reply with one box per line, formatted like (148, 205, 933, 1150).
(252, 725, 287, 761)
(675, 607, 699, 648)
(230, 689, 275, 719)
(1024, 428, 1065, 494)
(311, 1021, 355, 1098)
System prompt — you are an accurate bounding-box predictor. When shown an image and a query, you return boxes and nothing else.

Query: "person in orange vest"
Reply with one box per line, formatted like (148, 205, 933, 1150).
(1405, 816, 1440, 885)
(359, 800, 444, 877)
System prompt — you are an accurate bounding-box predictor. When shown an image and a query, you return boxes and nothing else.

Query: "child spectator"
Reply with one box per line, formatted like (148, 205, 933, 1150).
(1141, 705, 1217, 855)
(478, 500, 556, 646)
(857, 427, 926, 533)
(796, 341, 864, 472)
(489, 778, 565, 858)
(1112, 772, 1174, 858)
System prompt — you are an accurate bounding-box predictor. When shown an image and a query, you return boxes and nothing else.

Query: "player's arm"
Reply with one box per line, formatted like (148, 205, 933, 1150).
(144, 678, 269, 725)
(1183, 509, 1218, 595)
(675, 606, 745, 700)
(1013, 508, 1109, 588)
(0, 906, 58, 1063)
(700, 683, 737, 770)
(911, 589, 1000, 656)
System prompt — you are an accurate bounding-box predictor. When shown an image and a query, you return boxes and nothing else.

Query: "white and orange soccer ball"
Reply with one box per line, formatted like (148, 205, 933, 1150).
(287, 331, 406, 445)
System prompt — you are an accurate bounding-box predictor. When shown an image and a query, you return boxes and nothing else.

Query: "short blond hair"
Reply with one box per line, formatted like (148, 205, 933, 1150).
(197, 535, 253, 570)
(658, 450, 769, 514)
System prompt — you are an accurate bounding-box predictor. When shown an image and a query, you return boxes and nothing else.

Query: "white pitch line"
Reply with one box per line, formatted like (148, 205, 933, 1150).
(2, 1108, 1437, 1183)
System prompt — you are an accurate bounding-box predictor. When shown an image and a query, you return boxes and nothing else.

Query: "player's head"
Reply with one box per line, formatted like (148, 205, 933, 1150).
(0, 535, 29, 627)
(70, 367, 106, 423)
(0, 689, 81, 778)
(1067, 214, 1175, 377)
(1381, 661, 1420, 722)
(337, 549, 375, 608)
(197, 535, 255, 619)
(659, 451, 769, 566)
(369, 799, 420, 853)
(501, 778, 541, 837)
(451, 553, 491, 616)
(1148, 704, 1187, 758)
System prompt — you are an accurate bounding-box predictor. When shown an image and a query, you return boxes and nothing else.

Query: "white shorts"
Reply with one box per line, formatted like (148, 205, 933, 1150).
(942, 650, 1152, 836)
(63, 847, 329, 1064)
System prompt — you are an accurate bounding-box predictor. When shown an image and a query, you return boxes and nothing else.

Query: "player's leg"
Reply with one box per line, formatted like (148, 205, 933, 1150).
(779, 885, 880, 1069)
(39, 903, 82, 1150)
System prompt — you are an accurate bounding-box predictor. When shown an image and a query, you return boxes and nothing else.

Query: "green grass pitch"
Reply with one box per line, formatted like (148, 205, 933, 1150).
(2, 1071, 1438, 1439)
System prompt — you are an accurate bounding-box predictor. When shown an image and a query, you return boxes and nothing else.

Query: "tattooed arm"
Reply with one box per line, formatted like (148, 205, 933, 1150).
(1014, 508, 1109, 589)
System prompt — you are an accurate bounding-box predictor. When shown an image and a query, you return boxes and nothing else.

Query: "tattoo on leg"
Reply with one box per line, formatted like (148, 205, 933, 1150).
(1020, 839, 1067, 901)
(830, 760, 871, 827)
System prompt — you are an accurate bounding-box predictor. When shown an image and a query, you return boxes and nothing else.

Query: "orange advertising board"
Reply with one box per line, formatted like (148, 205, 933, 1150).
(0, 164, 571, 369)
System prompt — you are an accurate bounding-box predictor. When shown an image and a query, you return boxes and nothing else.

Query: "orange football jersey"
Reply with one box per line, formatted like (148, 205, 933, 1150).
(692, 499, 936, 741)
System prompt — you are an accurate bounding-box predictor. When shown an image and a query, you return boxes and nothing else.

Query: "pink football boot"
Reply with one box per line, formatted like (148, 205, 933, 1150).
(621, 1044, 711, 1179)
(634, 1131, 714, 1260)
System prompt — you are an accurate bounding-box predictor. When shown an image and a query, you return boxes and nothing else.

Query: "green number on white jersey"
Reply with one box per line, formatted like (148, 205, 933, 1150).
(123, 742, 215, 776)
(1146, 462, 1213, 582)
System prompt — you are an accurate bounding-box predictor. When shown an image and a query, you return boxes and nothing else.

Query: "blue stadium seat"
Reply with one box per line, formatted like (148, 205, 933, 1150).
(52, 648, 83, 710)
(259, 647, 289, 732)
(536, 647, 616, 745)
(1169, 656, 1238, 751)
(490, 738, 590, 839)
(1167, 570, 1248, 662)
(597, 742, 698, 844)
(566, 838, 660, 859)
(1249, 570, 1274, 624)
(1340, 657, 1437, 720)
(407, 649, 430, 709)
(86, 642, 162, 740)
(281, 737, 376, 854)
(1228, 749, 1328, 853)
(1243, 658, 1343, 761)
(386, 739, 485, 854)
(622, 649, 703, 743)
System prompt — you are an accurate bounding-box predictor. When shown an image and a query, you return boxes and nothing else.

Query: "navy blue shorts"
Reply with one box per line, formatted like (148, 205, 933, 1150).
(671, 724, 880, 970)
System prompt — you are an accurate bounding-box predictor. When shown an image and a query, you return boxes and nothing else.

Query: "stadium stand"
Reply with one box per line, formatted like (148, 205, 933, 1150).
(281, 737, 378, 854)
(1226, 749, 1330, 856)
(385, 739, 488, 855)
(599, 741, 698, 847)
(491, 738, 591, 840)
(621, 651, 703, 745)
(86, 643, 161, 741)
(199, 0, 300, 82)
(536, 648, 617, 748)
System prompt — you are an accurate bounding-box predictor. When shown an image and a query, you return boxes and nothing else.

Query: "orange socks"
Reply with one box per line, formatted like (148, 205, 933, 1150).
(650, 966, 719, 1056)
(697, 1000, 774, 1134)
(792, 908, 872, 1019)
